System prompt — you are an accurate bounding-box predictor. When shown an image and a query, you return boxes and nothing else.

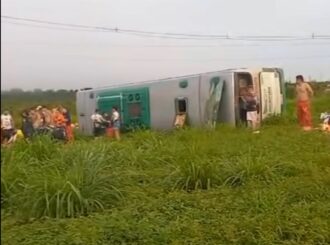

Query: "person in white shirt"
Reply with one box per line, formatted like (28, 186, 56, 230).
(243, 86, 259, 132)
(1, 111, 15, 144)
(111, 106, 121, 140)
(91, 109, 106, 137)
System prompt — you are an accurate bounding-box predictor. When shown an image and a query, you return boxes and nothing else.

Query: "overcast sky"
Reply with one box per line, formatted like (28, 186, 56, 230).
(1, 0, 330, 90)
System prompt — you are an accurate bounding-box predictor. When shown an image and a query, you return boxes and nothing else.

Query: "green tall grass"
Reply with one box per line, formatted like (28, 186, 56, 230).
(1, 138, 123, 219)
(1, 95, 330, 244)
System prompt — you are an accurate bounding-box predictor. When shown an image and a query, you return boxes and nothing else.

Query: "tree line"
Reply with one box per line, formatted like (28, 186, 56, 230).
(1, 82, 329, 126)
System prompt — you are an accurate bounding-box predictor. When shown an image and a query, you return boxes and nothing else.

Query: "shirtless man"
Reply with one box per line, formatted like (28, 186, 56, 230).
(295, 75, 314, 130)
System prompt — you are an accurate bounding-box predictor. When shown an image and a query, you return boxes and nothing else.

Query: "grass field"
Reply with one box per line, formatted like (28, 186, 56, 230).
(1, 95, 330, 245)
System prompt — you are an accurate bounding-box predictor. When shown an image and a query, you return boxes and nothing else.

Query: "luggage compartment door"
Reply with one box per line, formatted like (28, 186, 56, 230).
(97, 94, 123, 120)
(97, 87, 151, 130)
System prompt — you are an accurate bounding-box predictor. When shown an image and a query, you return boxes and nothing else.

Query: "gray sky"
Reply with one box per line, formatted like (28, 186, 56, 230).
(2, 0, 330, 90)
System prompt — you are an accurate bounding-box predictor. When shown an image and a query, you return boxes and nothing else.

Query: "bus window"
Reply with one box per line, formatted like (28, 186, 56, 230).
(174, 97, 188, 128)
(175, 97, 187, 114)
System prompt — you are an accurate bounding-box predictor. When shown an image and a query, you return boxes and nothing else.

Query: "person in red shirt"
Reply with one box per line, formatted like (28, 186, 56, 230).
(61, 107, 74, 142)
(51, 107, 67, 141)
(295, 75, 314, 131)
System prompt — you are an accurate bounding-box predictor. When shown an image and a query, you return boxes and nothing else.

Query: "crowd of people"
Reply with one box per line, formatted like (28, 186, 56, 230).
(236, 74, 329, 133)
(90, 106, 121, 140)
(0, 105, 122, 146)
(1, 105, 74, 146)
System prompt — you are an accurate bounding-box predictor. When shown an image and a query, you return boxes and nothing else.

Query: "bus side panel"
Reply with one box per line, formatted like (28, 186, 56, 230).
(199, 72, 235, 126)
(149, 76, 200, 130)
(276, 68, 286, 114)
(76, 92, 82, 132)
(76, 91, 87, 135)
(259, 71, 282, 120)
(84, 91, 97, 135)
(199, 72, 221, 125)
(217, 73, 235, 125)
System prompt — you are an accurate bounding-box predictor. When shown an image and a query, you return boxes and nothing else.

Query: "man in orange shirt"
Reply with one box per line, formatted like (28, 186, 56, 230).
(295, 75, 314, 131)
(62, 107, 74, 142)
(52, 108, 65, 127)
(52, 107, 67, 140)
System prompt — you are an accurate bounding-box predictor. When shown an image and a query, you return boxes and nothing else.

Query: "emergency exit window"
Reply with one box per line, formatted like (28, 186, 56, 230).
(129, 103, 142, 117)
(175, 98, 187, 114)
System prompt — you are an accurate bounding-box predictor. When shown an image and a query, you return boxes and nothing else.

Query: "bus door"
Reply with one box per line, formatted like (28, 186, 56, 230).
(259, 71, 282, 120)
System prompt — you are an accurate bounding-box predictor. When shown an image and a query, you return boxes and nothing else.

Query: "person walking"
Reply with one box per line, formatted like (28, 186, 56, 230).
(111, 107, 121, 140)
(295, 75, 314, 131)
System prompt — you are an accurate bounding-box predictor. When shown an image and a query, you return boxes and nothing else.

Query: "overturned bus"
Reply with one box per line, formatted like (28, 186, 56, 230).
(76, 67, 285, 135)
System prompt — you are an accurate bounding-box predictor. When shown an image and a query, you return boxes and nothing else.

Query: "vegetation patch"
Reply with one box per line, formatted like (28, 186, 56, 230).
(1, 94, 329, 244)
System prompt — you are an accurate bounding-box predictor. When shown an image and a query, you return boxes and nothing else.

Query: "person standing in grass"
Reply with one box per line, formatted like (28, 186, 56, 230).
(295, 75, 314, 131)
(244, 86, 259, 131)
(111, 106, 121, 140)
(21, 109, 34, 140)
(91, 109, 106, 138)
(52, 107, 67, 140)
(61, 107, 74, 142)
(52, 108, 66, 127)
(1, 110, 15, 145)
(103, 112, 112, 128)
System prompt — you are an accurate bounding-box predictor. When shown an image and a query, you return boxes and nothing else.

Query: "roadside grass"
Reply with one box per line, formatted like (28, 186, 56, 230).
(1, 95, 329, 244)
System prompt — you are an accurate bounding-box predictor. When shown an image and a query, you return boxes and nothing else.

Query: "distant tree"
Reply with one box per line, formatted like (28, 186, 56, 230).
(33, 89, 43, 93)
(56, 89, 68, 94)
(9, 88, 24, 94)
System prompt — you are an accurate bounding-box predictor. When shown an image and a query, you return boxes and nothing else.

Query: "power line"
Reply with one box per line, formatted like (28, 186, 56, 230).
(3, 36, 330, 48)
(2, 15, 330, 41)
(27, 52, 330, 61)
(1, 20, 231, 40)
(2, 20, 111, 33)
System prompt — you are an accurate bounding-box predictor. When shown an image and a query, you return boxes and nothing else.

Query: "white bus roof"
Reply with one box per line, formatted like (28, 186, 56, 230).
(78, 67, 281, 93)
